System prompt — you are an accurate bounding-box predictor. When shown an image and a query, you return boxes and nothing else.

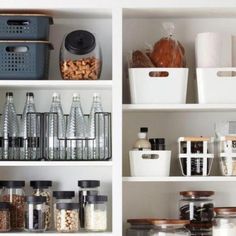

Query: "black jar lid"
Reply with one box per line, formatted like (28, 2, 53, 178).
(0, 202, 11, 210)
(26, 92, 34, 97)
(56, 203, 79, 210)
(149, 138, 165, 144)
(140, 127, 148, 132)
(86, 195, 108, 203)
(53, 191, 75, 199)
(0, 180, 25, 188)
(25, 196, 47, 204)
(6, 92, 13, 97)
(65, 30, 96, 55)
(78, 180, 100, 188)
(30, 180, 52, 189)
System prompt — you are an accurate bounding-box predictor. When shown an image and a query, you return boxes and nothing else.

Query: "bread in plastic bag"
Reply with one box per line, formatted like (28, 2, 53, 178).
(131, 50, 154, 68)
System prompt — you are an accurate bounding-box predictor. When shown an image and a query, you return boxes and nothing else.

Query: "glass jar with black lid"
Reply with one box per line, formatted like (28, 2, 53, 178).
(78, 180, 100, 228)
(60, 30, 102, 80)
(179, 191, 214, 233)
(25, 196, 47, 232)
(1, 180, 25, 231)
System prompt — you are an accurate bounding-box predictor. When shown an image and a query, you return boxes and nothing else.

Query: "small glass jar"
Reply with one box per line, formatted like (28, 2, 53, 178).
(179, 191, 214, 233)
(30, 180, 52, 230)
(0, 202, 11, 232)
(60, 30, 102, 80)
(85, 195, 108, 232)
(53, 191, 75, 228)
(1, 180, 25, 230)
(213, 207, 236, 236)
(78, 180, 100, 228)
(56, 203, 79, 233)
(149, 219, 190, 236)
(24, 196, 47, 232)
(127, 219, 156, 236)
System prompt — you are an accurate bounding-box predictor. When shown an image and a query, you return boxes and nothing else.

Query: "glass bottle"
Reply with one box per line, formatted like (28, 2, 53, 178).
(133, 127, 151, 151)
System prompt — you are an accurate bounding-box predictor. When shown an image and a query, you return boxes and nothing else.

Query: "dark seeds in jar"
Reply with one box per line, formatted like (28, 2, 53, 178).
(0, 210, 10, 231)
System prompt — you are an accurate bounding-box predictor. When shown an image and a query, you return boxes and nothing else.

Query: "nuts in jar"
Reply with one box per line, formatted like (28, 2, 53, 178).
(0, 202, 11, 232)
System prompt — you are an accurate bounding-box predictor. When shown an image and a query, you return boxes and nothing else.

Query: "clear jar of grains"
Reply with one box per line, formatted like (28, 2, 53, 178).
(0, 202, 11, 232)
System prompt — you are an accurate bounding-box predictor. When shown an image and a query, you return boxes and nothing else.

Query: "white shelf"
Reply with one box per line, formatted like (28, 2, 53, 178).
(123, 176, 236, 182)
(123, 104, 236, 112)
(0, 80, 112, 90)
(0, 161, 112, 167)
(5, 232, 112, 236)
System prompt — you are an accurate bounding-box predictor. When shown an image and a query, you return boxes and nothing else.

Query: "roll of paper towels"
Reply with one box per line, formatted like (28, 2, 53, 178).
(195, 32, 232, 68)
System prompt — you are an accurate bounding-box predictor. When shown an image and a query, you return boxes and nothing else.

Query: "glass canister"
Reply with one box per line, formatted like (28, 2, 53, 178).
(85, 195, 108, 232)
(0, 202, 11, 232)
(60, 30, 102, 80)
(213, 207, 236, 236)
(78, 180, 100, 228)
(149, 219, 190, 236)
(53, 191, 75, 228)
(179, 191, 214, 233)
(25, 196, 47, 232)
(56, 203, 80, 233)
(1, 180, 25, 230)
(127, 219, 156, 236)
(30, 180, 52, 230)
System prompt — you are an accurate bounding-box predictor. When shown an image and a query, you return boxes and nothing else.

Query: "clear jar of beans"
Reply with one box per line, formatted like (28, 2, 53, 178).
(60, 30, 102, 80)
(0, 202, 11, 232)
(0, 181, 25, 231)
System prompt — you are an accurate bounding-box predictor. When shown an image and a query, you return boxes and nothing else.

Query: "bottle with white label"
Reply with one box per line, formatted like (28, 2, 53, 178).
(133, 127, 151, 151)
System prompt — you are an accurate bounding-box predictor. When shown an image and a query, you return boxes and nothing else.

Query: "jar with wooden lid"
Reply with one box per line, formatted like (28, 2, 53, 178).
(126, 219, 156, 236)
(149, 219, 190, 236)
(179, 191, 214, 233)
(213, 207, 236, 236)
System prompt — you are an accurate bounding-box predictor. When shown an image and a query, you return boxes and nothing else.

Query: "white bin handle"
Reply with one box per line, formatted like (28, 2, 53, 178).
(216, 69, 236, 78)
(148, 70, 170, 79)
(142, 154, 159, 159)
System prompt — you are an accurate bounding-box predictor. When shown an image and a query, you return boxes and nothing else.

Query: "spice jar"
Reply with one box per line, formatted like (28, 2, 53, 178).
(149, 219, 190, 236)
(78, 180, 100, 228)
(0, 202, 11, 232)
(127, 219, 156, 236)
(53, 191, 75, 228)
(25, 196, 47, 232)
(60, 30, 102, 80)
(1, 180, 25, 230)
(179, 191, 214, 233)
(56, 203, 79, 233)
(85, 195, 108, 232)
(30, 180, 52, 230)
(213, 207, 236, 236)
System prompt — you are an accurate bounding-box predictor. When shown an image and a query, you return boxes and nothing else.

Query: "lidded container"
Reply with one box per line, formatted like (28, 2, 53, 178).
(213, 207, 236, 236)
(1, 180, 25, 230)
(127, 219, 156, 236)
(149, 219, 190, 236)
(30, 180, 52, 230)
(24, 196, 47, 232)
(56, 203, 79, 233)
(85, 195, 108, 232)
(0, 202, 11, 232)
(78, 180, 100, 228)
(179, 191, 214, 233)
(53, 191, 75, 228)
(60, 30, 102, 80)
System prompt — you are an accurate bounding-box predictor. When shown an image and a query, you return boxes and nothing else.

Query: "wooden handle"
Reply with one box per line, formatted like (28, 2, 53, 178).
(183, 136, 210, 141)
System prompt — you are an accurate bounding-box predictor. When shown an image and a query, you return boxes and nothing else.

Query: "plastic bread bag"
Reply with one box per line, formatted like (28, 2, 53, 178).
(129, 49, 154, 68)
(150, 22, 186, 68)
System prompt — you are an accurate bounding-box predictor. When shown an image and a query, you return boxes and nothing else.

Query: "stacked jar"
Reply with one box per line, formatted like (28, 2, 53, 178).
(179, 191, 214, 235)
(0, 180, 25, 231)
(78, 180, 100, 228)
(127, 219, 157, 236)
(53, 191, 75, 228)
(30, 180, 52, 230)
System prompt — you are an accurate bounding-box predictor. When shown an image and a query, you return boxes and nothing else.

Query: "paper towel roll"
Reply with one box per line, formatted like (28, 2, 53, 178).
(195, 32, 232, 68)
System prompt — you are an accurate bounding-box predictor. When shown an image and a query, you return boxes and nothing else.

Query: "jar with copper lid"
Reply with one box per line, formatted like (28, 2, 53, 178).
(179, 191, 214, 233)
(213, 207, 236, 236)
(149, 219, 190, 236)
(126, 219, 156, 236)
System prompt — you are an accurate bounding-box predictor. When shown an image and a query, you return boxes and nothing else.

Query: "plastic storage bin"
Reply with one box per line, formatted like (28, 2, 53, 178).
(178, 137, 214, 176)
(0, 14, 53, 40)
(129, 150, 171, 177)
(129, 68, 188, 104)
(197, 68, 236, 103)
(0, 41, 53, 80)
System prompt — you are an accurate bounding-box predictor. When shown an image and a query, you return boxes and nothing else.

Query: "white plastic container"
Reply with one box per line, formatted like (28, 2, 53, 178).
(197, 68, 236, 104)
(129, 68, 188, 104)
(129, 150, 171, 177)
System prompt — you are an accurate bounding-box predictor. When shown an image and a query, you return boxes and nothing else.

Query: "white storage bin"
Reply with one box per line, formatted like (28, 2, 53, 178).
(129, 150, 171, 177)
(197, 68, 236, 104)
(129, 68, 188, 104)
